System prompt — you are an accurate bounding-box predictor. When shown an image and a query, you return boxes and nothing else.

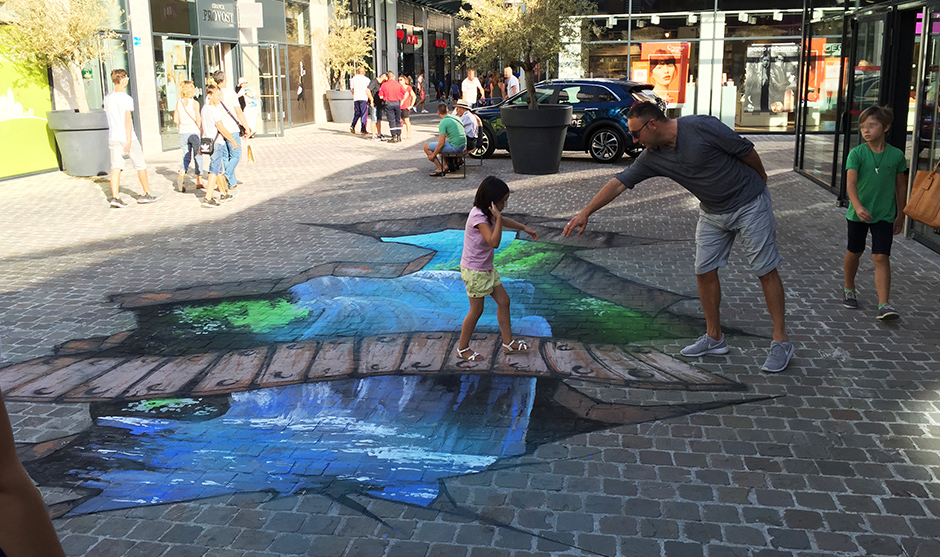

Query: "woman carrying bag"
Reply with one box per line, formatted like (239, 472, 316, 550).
(173, 81, 204, 192)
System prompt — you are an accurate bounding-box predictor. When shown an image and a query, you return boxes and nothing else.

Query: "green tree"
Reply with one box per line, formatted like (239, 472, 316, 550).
(458, 0, 595, 109)
(0, 0, 116, 112)
(314, 0, 375, 90)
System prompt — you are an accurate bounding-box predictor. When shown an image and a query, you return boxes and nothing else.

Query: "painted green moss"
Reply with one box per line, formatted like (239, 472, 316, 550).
(177, 299, 310, 334)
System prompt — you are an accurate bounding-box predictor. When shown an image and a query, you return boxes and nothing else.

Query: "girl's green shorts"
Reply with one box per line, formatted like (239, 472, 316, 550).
(460, 267, 501, 298)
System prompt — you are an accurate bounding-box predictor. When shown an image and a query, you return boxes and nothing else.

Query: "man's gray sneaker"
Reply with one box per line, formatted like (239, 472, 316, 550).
(877, 304, 900, 320)
(761, 340, 795, 373)
(842, 289, 858, 309)
(680, 334, 729, 357)
(110, 197, 127, 208)
(137, 193, 158, 204)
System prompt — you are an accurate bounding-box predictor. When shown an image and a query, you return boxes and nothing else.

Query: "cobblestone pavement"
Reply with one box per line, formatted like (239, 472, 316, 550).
(2, 109, 940, 557)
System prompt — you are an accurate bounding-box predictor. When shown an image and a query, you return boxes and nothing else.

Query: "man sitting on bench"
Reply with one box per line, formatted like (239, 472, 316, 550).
(455, 99, 482, 156)
(424, 103, 466, 177)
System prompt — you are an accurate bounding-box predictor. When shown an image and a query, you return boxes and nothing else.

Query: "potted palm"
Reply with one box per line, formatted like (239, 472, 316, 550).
(0, 0, 117, 177)
(459, 0, 595, 174)
(315, 0, 375, 124)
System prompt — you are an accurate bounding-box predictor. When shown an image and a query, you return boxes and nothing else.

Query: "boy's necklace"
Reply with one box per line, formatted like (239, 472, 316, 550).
(869, 145, 887, 174)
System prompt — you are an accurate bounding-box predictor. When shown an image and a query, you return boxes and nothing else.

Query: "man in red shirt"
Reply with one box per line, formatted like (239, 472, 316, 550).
(379, 71, 406, 143)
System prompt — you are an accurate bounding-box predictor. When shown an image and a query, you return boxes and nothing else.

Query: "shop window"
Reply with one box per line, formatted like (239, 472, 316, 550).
(286, 1, 310, 45)
(258, 0, 287, 43)
(151, 0, 197, 35)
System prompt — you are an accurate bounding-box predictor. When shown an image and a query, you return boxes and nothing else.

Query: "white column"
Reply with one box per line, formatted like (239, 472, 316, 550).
(311, 0, 329, 124)
(558, 18, 582, 79)
(127, 0, 161, 156)
(697, 11, 725, 120)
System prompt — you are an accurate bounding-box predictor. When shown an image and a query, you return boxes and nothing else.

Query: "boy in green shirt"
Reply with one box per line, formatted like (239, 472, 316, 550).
(842, 106, 907, 320)
(423, 103, 466, 176)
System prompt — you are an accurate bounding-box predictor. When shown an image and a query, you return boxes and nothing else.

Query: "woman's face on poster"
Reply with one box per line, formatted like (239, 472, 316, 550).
(651, 59, 676, 87)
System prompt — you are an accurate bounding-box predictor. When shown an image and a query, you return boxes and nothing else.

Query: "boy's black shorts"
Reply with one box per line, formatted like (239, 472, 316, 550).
(846, 219, 894, 256)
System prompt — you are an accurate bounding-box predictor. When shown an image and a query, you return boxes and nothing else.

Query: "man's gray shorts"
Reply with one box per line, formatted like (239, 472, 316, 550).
(694, 189, 782, 277)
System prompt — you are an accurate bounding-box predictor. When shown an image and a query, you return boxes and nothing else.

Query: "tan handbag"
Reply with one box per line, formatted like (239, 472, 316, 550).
(246, 144, 255, 163)
(905, 161, 940, 228)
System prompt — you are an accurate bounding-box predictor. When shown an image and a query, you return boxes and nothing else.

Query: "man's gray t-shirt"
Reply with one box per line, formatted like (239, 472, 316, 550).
(614, 115, 766, 214)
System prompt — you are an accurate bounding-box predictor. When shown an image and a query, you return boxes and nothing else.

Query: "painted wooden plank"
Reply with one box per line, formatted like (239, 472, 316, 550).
(624, 346, 736, 386)
(492, 337, 550, 377)
(358, 335, 408, 376)
(542, 340, 618, 382)
(307, 339, 355, 380)
(257, 342, 319, 388)
(123, 353, 219, 400)
(0, 356, 84, 394)
(63, 355, 168, 401)
(191, 347, 270, 396)
(589, 345, 683, 387)
(7, 357, 129, 401)
(399, 333, 452, 374)
(442, 333, 497, 373)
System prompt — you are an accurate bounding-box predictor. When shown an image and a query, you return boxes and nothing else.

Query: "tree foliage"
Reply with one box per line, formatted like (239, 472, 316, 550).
(316, 0, 375, 90)
(458, 0, 595, 109)
(0, 0, 116, 111)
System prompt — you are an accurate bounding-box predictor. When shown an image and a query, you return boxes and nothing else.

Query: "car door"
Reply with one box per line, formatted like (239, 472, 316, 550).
(556, 84, 598, 149)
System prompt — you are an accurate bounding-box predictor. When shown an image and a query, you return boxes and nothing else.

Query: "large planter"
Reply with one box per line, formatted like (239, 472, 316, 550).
(500, 104, 573, 175)
(46, 110, 110, 177)
(326, 90, 355, 124)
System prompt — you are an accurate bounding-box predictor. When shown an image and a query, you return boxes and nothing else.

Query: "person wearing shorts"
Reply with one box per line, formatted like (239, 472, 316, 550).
(423, 103, 466, 176)
(563, 101, 794, 373)
(103, 69, 156, 208)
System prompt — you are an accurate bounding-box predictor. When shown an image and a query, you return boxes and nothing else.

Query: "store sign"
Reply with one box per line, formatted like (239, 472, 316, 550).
(435, 39, 447, 48)
(196, 0, 237, 38)
(397, 30, 419, 45)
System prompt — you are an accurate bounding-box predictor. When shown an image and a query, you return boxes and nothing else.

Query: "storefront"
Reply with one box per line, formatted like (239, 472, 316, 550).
(569, 1, 806, 132)
(795, 0, 940, 255)
(395, 2, 461, 101)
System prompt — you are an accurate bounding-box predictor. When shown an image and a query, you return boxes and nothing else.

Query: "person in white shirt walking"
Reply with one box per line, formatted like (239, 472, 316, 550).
(461, 69, 485, 108)
(173, 80, 203, 192)
(200, 85, 239, 208)
(503, 66, 520, 98)
(349, 67, 372, 135)
(212, 70, 252, 190)
(104, 69, 156, 208)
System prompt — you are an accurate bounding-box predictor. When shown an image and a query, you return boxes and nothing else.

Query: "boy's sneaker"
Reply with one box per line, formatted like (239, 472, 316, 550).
(761, 340, 795, 373)
(842, 289, 858, 309)
(110, 197, 127, 208)
(137, 194, 158, 204)
(680, 334, 729, 357)
(219, 194, 234, 203)
(877, 304, 900, 321)
(201, 197, 220, 208)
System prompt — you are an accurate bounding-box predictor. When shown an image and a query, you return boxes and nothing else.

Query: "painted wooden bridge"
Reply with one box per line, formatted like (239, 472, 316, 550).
(0, 332, 744, 403)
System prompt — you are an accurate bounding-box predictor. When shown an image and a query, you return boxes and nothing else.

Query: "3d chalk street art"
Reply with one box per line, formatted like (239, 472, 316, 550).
(1, 215, 765, 519)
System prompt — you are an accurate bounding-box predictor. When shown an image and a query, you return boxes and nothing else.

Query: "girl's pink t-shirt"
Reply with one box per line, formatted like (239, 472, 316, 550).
(461, 206, 494, 271)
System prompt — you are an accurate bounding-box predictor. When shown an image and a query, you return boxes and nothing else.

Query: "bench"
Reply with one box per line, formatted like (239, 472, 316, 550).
(444, 138, 483, 179)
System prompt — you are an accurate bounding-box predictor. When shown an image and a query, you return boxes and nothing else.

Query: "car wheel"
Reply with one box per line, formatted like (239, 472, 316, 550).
(470, 126, 496, 159)
(588, 128, 625, 163)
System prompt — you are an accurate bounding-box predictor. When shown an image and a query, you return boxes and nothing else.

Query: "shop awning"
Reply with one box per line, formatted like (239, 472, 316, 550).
(408, 0, 465, 16)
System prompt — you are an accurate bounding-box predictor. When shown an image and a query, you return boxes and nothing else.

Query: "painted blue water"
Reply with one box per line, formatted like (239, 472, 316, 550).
(282, 231, 551, 340)
(65, 375, 537, 515)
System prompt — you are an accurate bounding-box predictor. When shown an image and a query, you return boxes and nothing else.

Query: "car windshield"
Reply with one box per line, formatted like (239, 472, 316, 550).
(508, 85, 555, 106)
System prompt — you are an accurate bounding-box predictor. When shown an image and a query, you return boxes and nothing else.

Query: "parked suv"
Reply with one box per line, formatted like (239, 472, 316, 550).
(470, 78, 664, 163)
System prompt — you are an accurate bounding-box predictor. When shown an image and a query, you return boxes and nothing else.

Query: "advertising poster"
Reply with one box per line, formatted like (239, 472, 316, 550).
(0, 55, 58, 179)
(631, 43, 689, 105)
(744, 43, 799, 113)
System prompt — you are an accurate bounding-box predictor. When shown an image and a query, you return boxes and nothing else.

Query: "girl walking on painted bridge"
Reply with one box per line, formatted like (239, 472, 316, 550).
(456, 176, 539, 362)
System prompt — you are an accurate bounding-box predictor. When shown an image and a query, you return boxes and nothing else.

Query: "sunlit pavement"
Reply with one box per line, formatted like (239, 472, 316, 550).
(2, 112, 940, 557)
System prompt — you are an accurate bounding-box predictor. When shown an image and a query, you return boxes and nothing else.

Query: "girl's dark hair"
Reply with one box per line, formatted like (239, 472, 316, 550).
(473, 176, 510, 220)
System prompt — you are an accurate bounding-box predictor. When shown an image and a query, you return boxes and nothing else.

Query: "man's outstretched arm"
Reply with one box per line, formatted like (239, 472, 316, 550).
(563, 177, 628, 237)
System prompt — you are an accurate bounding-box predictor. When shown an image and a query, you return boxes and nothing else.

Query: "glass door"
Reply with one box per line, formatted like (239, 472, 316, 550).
(910, 10, 940, 252)
(834, 14, 887, 204)
(203, 42, 224, 82)
(798, 16, 844, 192)
(241, 44, 284, 136)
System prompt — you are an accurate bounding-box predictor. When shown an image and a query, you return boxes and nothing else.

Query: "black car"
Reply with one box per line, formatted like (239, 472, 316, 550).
(470, 78, 664, 163)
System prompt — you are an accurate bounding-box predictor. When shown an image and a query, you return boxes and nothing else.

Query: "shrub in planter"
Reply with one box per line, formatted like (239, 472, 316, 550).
(314, 0, 375, 123)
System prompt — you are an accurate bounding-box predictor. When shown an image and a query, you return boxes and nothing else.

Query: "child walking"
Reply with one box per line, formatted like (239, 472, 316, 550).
(842, 106, 907, 320)
(456, 176, 539, 361)
(104, 69, 157, 208)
